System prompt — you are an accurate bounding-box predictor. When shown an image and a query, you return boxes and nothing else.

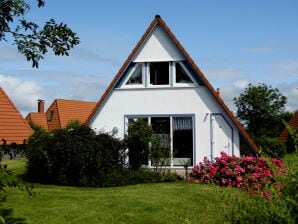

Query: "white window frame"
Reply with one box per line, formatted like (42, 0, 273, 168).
(173, 62, 196, 87)
(124, 114, 195, 168)
(147, 62, 171, 88)
(122, 61, 197, 89)
(123, 63, 145, 88)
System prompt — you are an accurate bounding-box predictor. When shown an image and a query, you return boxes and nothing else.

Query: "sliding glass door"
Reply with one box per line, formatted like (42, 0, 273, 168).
(127, 115, 194, 167)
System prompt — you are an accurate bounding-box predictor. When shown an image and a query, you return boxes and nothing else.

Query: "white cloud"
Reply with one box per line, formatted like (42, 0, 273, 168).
(0, 70, 108, 116)
(203, 67, 249, 86)
(0, 74, 45, 115)
(277, 81, 298, 112)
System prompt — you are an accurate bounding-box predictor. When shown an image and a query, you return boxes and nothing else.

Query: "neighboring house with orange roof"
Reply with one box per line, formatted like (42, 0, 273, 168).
(25, 100, 48, 131)
(26, 99, 96, 132)
(279, 110, 298, 143)
(0, 87, 32, 145)
(86, 15, 259, 168)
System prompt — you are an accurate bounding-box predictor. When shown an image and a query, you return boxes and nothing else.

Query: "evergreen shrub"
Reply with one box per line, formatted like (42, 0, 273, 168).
(255, 137, 286, 158)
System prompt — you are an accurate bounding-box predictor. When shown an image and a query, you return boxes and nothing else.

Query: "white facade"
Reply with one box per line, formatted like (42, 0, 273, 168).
(88, 17, 246, 167)
(89, 87, 240, 166)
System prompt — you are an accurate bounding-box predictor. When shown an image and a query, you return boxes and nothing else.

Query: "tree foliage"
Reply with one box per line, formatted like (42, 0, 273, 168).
(284, 121, 298, 154)
(125, 119, 154, 170)
(0, 0, 80, 67)
(234, 83, 287, 139)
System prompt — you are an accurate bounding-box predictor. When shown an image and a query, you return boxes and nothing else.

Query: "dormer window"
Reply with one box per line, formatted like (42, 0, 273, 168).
(175, 63, 193, 84)
(149, 62, 169, 85)
(48, 110, 54, 121)
(122, 61, 197, 88)
(126, 63, 143, 85)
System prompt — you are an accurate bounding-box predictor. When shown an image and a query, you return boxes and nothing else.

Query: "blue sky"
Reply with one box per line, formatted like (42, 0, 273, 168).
(0, 0, 297, 115)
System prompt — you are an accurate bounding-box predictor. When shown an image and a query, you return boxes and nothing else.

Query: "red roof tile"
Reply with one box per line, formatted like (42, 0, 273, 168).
(0, 87, 32, 144)
(47, 99, 96, 131)
(279, 110, 298, 143)
(25, 112, 48, 131)
(85, 15, 259, 154)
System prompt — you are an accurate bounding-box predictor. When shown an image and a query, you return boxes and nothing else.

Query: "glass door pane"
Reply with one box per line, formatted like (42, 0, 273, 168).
(151, 117, 171, 166)
(173, 117, 193, 166)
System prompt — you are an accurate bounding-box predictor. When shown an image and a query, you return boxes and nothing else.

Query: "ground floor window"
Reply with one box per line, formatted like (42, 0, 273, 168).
(126, 115, 194, 167)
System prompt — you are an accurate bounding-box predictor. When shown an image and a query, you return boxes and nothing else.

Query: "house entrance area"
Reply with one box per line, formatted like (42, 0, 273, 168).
(126, 115, 194, 167)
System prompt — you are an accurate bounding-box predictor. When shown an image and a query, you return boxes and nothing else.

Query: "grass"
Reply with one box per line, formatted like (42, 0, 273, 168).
(3, 182, 244, 224)
(284, 153, 298, 171)
(1, 158, 27, 176)
(2, 154, 297, 224)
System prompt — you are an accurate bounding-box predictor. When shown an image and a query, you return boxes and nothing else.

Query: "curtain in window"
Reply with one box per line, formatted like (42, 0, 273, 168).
(173, 117, 192, 131)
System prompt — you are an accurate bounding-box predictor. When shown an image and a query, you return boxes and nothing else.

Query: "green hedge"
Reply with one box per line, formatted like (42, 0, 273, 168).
(25, 125, 180, 187)
(255, 137, 286, 158)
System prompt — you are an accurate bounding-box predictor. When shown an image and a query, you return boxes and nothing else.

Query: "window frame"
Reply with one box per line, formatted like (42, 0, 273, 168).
(125, 114, 195, 168)
(173, 62, 196, 87)
(122, 61, 197, 89)
(123, 63, 145, 88)
(148, 62, 171, 87)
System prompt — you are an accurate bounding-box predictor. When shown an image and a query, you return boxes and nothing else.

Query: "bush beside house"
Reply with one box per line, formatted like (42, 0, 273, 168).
(25, 124, 180, 187)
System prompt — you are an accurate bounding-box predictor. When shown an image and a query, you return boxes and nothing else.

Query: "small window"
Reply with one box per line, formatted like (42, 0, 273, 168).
(48, 110, 54, 121)
(126, 64, 142, 85)
(150, 62, 169, 85)
(176, 63, 193, 84)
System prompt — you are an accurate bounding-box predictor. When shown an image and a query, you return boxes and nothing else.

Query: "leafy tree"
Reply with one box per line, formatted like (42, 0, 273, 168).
(234, 83, 287, 139)
(0, 0, 80, 67)
(125, 119, 153, 170)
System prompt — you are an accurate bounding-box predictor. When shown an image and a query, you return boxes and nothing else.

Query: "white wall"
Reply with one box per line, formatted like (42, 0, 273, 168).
(89, 86, 240, 165)
(133, 24, 185, 62)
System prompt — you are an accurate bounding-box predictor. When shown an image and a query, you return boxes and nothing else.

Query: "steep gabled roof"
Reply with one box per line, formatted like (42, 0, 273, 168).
(54, 99, 96, 127)
(0, 87, 32, 144)
(86, 15, 259, 154)
(279, 110, 298, 143)
(25, 112, 48, 131)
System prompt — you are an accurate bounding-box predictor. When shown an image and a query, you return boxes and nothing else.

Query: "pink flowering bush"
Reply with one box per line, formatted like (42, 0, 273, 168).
(188, 152, 286, 199)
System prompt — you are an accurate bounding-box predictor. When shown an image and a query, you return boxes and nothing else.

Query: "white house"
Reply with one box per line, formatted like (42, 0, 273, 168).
(86, 15, 259, 168)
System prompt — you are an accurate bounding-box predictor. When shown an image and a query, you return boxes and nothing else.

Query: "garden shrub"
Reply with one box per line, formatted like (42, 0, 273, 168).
(223, 192, 293, 224)
(188, 152, 285, 199)
(26, 124, 180, 187)
(255, 137, 287, 158)
(281, 168, 298, 223)
(25, 126, 50, 183)
(26, 125, 126, 187)
(223, 165, 298, 224)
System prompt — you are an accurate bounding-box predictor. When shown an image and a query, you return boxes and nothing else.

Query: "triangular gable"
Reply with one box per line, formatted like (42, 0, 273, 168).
(133, 23, 185, 62)
(0, 87, 32, 144)
(86, 15, 259, 154)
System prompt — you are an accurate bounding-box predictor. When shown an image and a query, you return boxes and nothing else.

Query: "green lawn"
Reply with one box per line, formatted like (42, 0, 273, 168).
(4, 182, 244, 224)
(284, 153, 298, 171)
(2, 154, 297, 224)
(1, 158, 27, 176)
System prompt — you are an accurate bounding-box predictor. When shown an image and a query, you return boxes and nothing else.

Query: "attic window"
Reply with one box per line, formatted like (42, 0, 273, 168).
(126, 63, 142, 85)
(48, 110, 54, 121)
(176, 63, 193, 83)
(149, 62, 169, 85)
